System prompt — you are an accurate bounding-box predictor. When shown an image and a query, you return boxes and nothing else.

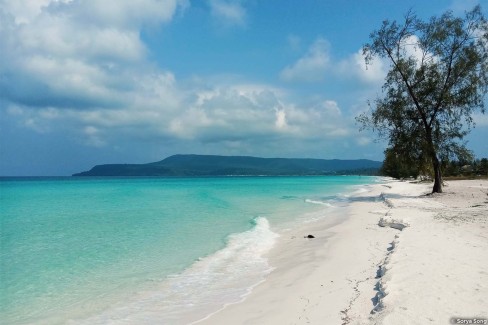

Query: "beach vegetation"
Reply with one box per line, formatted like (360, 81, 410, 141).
(442, 157, 488, 178)
(358, 6, 488, 193)
(380, 147, 422, 179)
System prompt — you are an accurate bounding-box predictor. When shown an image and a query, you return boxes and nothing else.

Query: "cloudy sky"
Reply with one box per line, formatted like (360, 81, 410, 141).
(1, 0, 487, 176)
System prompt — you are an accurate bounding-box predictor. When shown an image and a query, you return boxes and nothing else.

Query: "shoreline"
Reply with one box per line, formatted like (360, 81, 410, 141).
(3, 176, 377, 325)
(197, 179, 488, 324)
(191, 191, 355, 325)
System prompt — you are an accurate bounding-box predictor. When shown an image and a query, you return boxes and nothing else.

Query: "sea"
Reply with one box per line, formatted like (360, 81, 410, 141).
(0, 176, 379, 324)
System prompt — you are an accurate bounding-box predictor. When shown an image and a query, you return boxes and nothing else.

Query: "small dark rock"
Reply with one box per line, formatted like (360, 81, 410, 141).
(305, 234, 315, 238)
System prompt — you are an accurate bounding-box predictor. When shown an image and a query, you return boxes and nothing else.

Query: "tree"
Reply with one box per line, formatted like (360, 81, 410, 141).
(357, 6, 488, 193)
(381, 147, 422, 179)
(480, 158, 488, 175)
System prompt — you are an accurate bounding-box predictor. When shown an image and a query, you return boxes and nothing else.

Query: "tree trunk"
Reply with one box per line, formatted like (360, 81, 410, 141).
(426, 128, 443, 193)
(432, 155, 443, 193)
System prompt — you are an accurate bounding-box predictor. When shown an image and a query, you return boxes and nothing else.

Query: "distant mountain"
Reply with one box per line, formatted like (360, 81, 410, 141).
(72, 154, 382, 176)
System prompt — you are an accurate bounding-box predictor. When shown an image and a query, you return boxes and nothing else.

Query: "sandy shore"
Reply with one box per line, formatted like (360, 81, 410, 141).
(196, 179, 488, 325)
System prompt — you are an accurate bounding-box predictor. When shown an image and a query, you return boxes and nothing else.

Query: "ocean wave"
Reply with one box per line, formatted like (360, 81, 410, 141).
(75, 217, 279, 325)
(304, 199, 334, 207)
(350, 187, 369, 195)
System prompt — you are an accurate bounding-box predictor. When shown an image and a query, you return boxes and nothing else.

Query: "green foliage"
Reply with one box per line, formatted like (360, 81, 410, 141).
(441, 157, 488, 177)
(357, 6, 488, 192)
(480, 158, 488, 175)
(381, 151, 487, 179)
(380, 148, 421, 179)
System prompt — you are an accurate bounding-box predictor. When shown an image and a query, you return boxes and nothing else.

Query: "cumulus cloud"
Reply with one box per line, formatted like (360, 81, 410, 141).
(1, 1, 357, 158)
(335, 34, 443, 85)
(0, 0, 187, 111)
(1, 0, 53, 24)
(281, 37, 388, 85)
(166, 85, 290, 141)
(336, 49, 387, 84)
(280, 38, 330, 82)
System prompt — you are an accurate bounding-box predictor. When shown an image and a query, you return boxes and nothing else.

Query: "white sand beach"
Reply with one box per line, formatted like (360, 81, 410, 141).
(197, 179, 488, 325)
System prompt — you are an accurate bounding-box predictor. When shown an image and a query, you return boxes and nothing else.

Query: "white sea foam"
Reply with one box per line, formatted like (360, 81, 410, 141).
(305, 198, 334, 207)
(349, 185, 370, 195)
(74, 217, 279, 325)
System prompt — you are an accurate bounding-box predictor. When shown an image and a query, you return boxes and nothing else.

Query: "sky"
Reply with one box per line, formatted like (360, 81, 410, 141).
(1, 0, 487, 176)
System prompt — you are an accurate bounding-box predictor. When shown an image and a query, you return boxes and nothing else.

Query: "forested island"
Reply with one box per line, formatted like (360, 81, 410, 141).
(73, 154, 382, 176)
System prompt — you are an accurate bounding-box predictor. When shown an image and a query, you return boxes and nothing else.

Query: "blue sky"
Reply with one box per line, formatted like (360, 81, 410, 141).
(1, 0, 487, 176)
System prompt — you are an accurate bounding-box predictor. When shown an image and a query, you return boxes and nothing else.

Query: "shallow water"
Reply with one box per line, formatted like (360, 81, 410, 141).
(0, 176, 376, 324)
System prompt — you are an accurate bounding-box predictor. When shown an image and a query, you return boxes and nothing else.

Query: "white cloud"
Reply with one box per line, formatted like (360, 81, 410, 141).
(177, 86, 282, 140)
(1, 1, 361, 158)
(281, 38, 387, 85)
(334, 34, 445, 87)
(6, 76, 354, 149)
(187, 85, 350, 141)
(0, 0, 187, 110)
(68, 0, 185, 28)
(334, 48, 386, 84)
(1, 0, 53, 24)
(353, 50, 386, 83)
(83, 125, 106, 147)
(402, 34, 432, 68)
(275, 110, 287, 129)
(208, 0, 246, 27)
(320, 100, 341, 116)
(280, 38, 330, 82)
(356, 136, 371, 146)
(1, 0, 186, 27)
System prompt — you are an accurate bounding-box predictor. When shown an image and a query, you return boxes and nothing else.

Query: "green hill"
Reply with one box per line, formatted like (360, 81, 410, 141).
(72, 154, 382, 176)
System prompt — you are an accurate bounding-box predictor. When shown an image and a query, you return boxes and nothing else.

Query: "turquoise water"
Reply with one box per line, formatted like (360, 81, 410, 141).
(0, 176, 377, 324)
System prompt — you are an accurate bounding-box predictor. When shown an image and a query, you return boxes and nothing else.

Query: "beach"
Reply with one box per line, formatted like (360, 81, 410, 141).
(197, 179, 488, 325)
(2, 177, 487, 324)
